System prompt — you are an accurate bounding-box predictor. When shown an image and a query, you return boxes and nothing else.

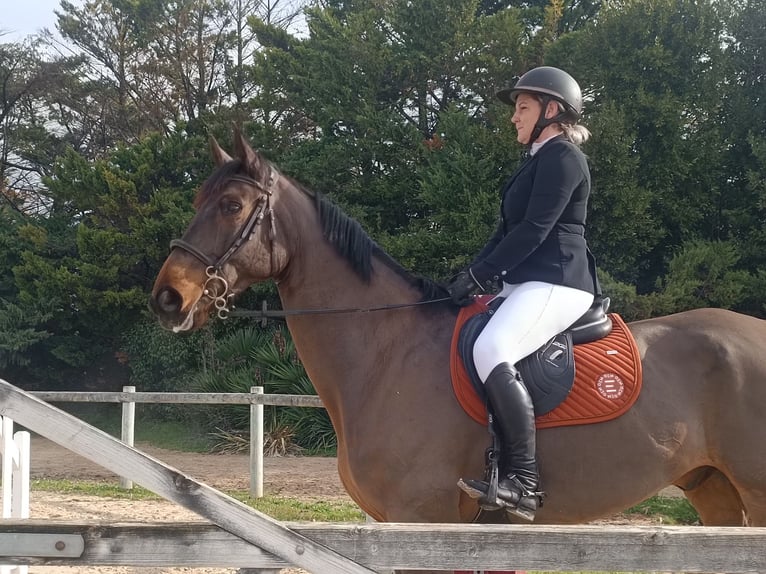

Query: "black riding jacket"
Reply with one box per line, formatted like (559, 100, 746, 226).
(472, 135, 600, 295)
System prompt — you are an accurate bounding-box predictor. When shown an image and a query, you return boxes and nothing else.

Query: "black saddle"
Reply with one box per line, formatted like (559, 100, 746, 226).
(458, 297, 612, 415)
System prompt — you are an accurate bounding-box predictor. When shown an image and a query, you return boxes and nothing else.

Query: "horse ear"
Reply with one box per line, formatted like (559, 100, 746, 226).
(209, 136, 233, 166)
(232, 124, 265, 179)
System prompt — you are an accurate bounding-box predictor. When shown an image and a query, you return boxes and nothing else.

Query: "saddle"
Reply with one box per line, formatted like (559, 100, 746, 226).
(451, 296, 642, 428)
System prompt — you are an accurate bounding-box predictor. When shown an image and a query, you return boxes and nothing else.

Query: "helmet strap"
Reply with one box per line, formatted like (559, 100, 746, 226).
(527, 96, 567, 146)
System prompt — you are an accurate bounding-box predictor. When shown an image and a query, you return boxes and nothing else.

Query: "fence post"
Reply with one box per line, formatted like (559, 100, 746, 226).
(1, 416, 30, 574)
(119, 386, 136, 490)
(250, 386, 264, 499)
(1, 416, 12, 516)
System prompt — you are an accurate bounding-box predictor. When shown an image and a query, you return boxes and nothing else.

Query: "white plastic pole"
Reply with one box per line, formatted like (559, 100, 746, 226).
(120, 386, 136, 489)
(0, 416, 30, 574)
(249, 386, 264, 499)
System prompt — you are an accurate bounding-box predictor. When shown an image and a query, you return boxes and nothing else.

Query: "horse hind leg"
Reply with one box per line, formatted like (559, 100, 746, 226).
(676, 467, 745, 526)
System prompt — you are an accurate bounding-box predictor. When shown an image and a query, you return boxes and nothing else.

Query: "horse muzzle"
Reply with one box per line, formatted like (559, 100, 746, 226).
(149, 285, 209, 332)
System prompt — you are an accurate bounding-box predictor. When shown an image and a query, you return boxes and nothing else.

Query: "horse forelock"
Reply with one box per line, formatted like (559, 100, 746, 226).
(194, 159, 247, 209)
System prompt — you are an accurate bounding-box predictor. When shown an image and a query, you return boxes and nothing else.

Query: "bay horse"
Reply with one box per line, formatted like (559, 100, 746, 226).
(150, 129, 766, 572)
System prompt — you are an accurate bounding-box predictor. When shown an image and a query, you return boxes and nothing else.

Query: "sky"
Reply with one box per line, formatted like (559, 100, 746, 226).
(2, 0, 67, 40)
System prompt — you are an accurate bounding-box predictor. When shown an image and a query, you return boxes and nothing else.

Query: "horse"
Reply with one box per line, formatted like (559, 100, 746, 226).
(150, 128, 766, 573)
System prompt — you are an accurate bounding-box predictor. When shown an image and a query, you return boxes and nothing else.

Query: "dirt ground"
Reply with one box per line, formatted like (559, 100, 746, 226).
(27, 436, 349, 501)
(9, 437, 351, 574)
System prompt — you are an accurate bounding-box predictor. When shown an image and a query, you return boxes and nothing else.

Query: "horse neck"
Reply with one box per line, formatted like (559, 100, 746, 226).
(272, 193, 444, 421)
(278, 246, 425, 388)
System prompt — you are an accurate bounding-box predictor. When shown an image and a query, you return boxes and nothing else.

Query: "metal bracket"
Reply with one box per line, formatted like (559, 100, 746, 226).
(0, 533, 85, 558)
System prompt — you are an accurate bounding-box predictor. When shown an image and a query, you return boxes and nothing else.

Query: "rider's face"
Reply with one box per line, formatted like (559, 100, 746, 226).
(512, 93, 543, 145)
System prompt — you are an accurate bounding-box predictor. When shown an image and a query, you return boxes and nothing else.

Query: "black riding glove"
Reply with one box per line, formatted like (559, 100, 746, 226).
(446, 269, 484, 306)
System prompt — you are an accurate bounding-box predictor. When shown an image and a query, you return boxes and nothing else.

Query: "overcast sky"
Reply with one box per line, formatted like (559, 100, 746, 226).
(2, 0, 67, 40)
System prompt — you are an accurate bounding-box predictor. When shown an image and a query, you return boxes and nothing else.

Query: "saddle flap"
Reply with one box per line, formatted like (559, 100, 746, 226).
(457, 308, 575, 416)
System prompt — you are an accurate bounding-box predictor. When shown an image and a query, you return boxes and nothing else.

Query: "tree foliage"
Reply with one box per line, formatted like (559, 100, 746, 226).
(0, 0, 764, 418)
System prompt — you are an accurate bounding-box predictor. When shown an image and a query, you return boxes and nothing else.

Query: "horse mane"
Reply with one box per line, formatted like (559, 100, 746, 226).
(288, 176, 447, 303)
(195, 159, 447, 303)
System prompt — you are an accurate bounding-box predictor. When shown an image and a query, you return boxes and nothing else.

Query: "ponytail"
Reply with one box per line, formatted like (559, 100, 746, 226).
(560, 123, 591, 146)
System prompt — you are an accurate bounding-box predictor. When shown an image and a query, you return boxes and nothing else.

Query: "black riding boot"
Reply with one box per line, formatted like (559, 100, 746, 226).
(484, 362, 542, 521)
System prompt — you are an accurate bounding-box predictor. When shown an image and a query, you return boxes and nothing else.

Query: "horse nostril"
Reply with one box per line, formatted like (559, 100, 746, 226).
(155, 287, 182, 314)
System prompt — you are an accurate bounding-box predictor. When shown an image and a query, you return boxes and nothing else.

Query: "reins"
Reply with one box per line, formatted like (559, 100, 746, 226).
(229, 297, 452, 325)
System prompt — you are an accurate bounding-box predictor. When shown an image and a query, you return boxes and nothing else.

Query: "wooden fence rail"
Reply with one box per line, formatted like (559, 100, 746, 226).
(28, 390, 324, 407)
(0, 379, 374, 574)
(2, 521, 766, 572)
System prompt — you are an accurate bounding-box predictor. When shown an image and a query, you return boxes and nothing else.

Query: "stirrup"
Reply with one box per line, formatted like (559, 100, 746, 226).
(458, 478, 504, 512)
(499, 475, 544, 521)
(457, 476, 544, 521)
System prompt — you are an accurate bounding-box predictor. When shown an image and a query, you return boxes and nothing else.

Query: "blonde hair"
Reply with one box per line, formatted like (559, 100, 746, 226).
(541, 96, 591, 146)
(560, 123, 591, 146)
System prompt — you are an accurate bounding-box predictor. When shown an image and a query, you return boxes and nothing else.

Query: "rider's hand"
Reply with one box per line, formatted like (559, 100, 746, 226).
(446, 270, 484, 306)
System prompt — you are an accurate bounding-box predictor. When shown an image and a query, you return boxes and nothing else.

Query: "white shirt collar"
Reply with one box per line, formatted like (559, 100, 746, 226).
(530, 133, 560, 156)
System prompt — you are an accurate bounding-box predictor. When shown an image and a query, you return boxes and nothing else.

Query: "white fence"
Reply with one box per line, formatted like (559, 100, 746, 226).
(0, 416, 30, 574)
(29, 385, 323, 498)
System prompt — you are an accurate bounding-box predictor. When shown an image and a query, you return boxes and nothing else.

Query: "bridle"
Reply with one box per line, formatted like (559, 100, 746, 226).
(169, 169, 279, 318)
(169, 166, 451, 321)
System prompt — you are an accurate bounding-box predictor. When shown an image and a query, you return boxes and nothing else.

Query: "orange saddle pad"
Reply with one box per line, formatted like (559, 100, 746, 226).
(450, 300, 643, 429)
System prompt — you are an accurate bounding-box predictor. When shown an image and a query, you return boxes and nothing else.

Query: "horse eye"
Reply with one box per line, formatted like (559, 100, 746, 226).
(221, 199, 242, 215)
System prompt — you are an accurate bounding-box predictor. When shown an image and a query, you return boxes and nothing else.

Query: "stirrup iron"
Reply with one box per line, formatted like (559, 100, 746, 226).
(457, 413, 505, 511)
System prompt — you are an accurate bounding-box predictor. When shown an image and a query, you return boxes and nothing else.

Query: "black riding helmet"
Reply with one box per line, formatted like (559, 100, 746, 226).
(496, 66, 583, 144)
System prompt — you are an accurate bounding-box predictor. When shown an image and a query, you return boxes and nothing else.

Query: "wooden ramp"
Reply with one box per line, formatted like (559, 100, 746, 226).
(0, 379, 375, 574)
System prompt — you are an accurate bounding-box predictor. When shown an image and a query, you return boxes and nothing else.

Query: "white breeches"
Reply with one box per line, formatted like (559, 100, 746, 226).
(472, 281, 595, 383)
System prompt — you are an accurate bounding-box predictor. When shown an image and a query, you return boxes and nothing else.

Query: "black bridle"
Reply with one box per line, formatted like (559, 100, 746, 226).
(169, 167, 451, 321)
(169, 171, 278, 318)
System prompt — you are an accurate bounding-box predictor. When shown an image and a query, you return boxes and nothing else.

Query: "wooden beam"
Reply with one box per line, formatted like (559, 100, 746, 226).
(28, 391, 323, 407)
(0, 380, 374, 574)
(2, 521, 766, 572)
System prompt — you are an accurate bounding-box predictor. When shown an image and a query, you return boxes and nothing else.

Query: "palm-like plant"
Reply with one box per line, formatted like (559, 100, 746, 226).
(193, 325, 336, 452)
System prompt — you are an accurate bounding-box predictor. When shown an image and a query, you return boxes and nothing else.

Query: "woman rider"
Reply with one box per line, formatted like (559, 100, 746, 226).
(447, 66, 600, 521)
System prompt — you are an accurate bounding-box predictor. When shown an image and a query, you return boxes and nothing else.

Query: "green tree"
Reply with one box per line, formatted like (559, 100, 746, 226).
(0, 299, 52, 370)
(55, 0, 158, 145)
(718, 0, 766, 293)
(0, 38, 80, 214)
(654, 240, 752, 313)
(549, 0, 729, 291)
(252, 0, 526, 262)
(580, 102, 659, 284)
(384, 108, 519, 279)
(10, 129, 208, 380)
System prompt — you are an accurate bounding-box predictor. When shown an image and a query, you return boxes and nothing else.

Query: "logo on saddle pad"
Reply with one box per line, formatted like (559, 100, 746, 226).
(597, 372, 625, 400)
(450, 296, 643, 429)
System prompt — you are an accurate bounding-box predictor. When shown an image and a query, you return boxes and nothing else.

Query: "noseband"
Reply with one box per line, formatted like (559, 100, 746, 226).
(169, 170, 278, 318)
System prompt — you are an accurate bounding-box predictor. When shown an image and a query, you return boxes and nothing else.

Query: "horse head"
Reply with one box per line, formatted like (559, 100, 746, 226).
(150, 128, 287, 331)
